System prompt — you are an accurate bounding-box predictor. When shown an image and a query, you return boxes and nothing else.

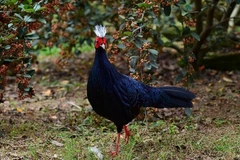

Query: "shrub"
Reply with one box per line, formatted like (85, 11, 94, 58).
(1, 0, 239, 101)
(0, 0, 73, 101)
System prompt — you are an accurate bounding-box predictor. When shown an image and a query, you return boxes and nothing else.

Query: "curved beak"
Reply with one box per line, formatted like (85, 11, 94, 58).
(100, 44, 105, 49)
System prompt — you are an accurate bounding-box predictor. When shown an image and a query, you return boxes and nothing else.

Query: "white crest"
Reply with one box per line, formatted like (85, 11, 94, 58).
(94, 25, 106, 37)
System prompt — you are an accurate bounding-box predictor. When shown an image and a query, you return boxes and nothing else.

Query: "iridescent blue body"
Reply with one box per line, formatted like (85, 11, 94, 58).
(87, 47, 195, 133)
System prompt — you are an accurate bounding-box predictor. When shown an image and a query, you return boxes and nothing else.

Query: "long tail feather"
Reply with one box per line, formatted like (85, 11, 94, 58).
(153, 86, 195, 108)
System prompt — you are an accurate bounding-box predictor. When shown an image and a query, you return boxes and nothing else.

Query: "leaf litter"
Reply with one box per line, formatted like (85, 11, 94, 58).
(0, 53, 240, 159)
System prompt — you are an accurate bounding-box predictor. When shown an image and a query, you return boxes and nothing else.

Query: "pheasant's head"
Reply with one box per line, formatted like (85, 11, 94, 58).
(94, 25, 107, 49)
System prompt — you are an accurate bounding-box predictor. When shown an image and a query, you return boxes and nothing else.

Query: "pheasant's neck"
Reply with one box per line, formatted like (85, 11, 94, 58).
(93, 47, 120, 78)
(94, 48, 112, 68)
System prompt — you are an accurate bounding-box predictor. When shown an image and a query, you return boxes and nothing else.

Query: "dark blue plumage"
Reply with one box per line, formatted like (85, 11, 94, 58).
(87, 25, 195, 155)
(87, 47, 195, 133)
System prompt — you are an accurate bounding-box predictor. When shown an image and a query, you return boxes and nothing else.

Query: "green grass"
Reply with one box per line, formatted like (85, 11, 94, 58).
(35, 41, 94, 64)
(27, 142, 38, 160)
(79, 42, 94, 53)
(8, 122, 38, 137)
(38, 46, 60, 56)
(213, 118, 229, 126)
(38, 42, 94, 56)
(1, 110, 240, 160)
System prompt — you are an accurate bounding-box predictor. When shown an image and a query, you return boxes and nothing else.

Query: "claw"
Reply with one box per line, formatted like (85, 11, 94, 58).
(110, 151, 118, 157)
(109, 133, 120, 157)
(123, 125, 130, 144)
(109, 126, 131, 157)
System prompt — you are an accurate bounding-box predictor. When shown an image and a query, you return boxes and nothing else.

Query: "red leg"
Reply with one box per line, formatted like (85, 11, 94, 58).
(111, 133, 120, 157)
(123, 125, 131, 144)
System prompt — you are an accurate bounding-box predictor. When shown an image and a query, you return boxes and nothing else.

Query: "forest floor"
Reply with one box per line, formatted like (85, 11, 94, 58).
(0, 52, 240, 160)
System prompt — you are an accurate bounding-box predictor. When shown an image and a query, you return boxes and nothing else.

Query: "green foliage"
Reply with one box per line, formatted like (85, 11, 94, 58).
(1, 0, 239, 101)
(105, 0, 197, 82)
(0, 0, 73, 101)
(104, 0, 239, 82)
(38, 46, 60, 56)
(0, 0, 45, 101)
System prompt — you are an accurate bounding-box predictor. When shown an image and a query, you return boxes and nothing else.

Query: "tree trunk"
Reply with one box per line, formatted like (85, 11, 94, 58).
(203, 53, 240, 70)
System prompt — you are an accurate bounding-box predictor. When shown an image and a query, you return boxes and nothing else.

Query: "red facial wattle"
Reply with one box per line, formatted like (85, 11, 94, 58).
(95, 37, 107, 48)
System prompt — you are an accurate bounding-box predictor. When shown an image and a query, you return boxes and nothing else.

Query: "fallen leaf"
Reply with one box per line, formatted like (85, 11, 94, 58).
(42, 89, 52, 96)
(205, 87, 211, 92)
(222, 76, 233, 83)
(16, 107, 23, 113)
(51, 140, 64, 147)
(218, 87, 224, 93)
(67, 101, 82, 111)
(49, 115, 58, 120)
(60, 80, 69, 85)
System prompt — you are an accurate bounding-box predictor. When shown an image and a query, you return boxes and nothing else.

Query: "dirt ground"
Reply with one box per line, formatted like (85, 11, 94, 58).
(0, 52, 240, 159)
